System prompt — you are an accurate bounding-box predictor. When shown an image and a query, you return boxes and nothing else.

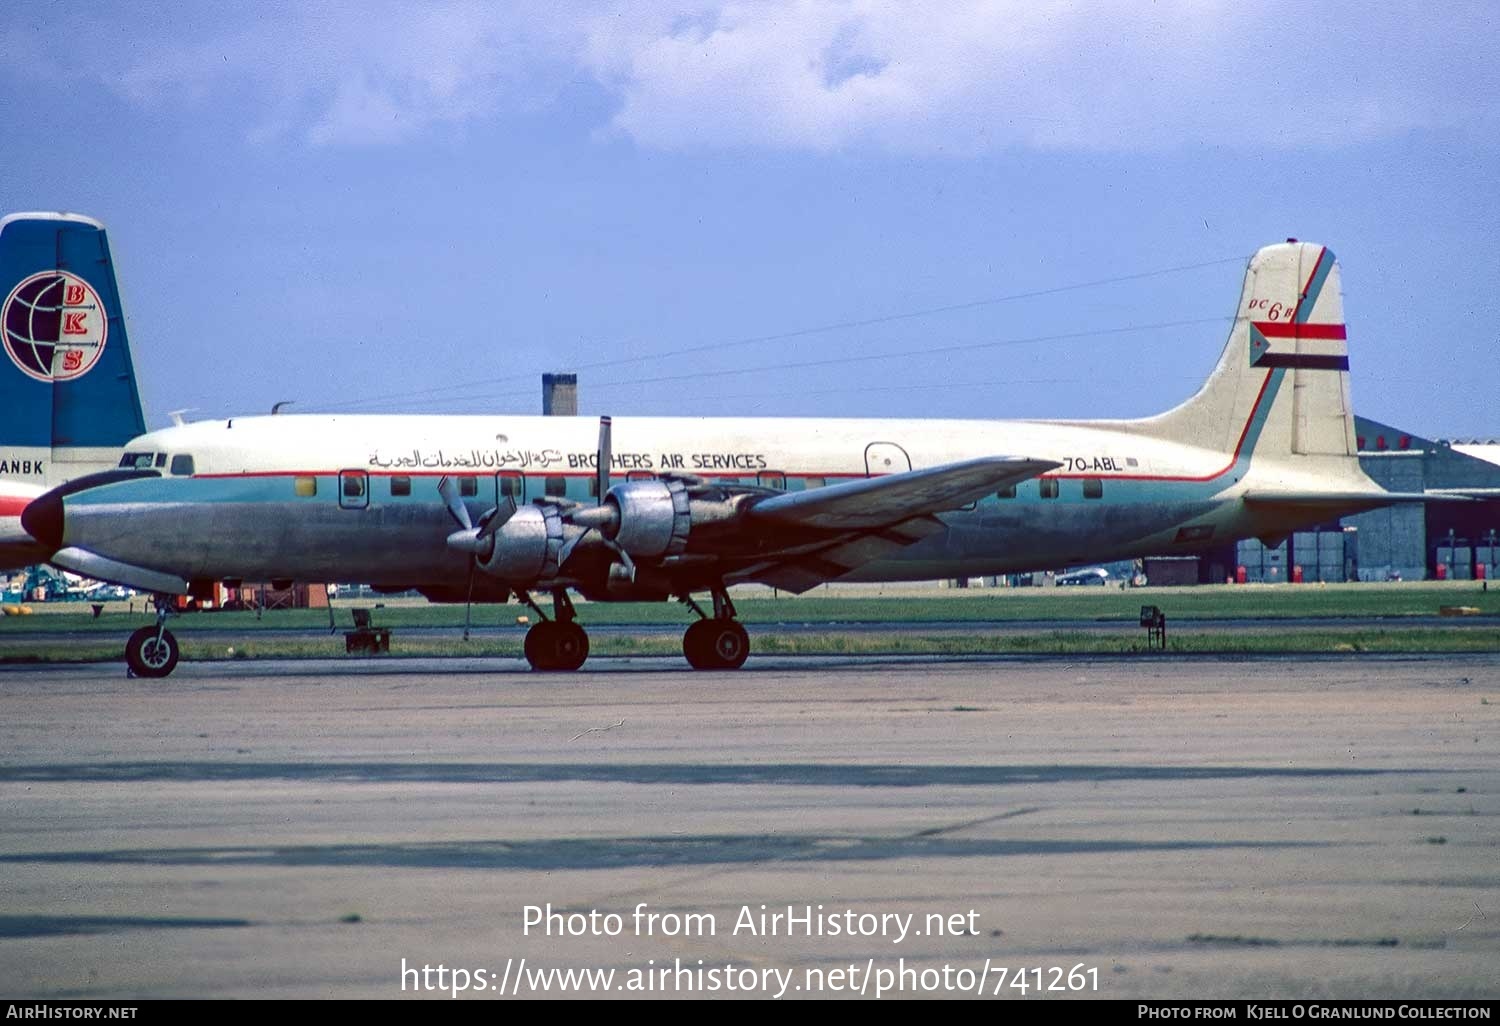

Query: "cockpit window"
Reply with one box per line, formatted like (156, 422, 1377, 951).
(154, 453, 168, 468)
(170, 454, 195, 476)
(119, 452, 155, 469)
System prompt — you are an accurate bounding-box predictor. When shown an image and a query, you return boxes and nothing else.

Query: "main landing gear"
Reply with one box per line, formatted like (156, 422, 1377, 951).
(679, 587, 749, 671)
(518, 589, 589, 672)
(125, 600, 180, 678)
(515, 585, 751, 672)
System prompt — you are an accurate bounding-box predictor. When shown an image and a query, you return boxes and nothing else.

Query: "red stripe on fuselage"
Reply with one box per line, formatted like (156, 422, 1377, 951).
(0, 496, 32, 517)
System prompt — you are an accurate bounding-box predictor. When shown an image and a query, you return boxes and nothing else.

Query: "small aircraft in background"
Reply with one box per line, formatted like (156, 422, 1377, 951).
(0, 212, 147, 570)
(1055, 567, 1111, 586)
(17, 229, 1439, 676)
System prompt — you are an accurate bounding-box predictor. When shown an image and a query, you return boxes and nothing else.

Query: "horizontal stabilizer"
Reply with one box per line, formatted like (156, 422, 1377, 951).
(749, 456, 1060, 531)
(1424, 488, 1500, 499)
(1244, 489, 1469, 516)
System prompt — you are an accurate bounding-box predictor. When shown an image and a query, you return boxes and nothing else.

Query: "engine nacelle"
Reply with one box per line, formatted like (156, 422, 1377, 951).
(604, 479, 692, 557)
(477, 504, 566, 582)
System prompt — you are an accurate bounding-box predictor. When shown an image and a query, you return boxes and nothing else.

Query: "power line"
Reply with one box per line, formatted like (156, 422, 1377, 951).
(316, 254, 1249, 413)
(341, 315, 1231, 413)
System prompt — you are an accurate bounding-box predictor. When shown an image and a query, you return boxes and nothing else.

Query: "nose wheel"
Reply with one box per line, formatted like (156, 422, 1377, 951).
(680, 586, 750, 670)
(126, 603, 180, 678)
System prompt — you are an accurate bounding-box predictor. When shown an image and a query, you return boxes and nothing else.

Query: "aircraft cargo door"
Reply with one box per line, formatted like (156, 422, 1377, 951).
(865, 442, 911, 477)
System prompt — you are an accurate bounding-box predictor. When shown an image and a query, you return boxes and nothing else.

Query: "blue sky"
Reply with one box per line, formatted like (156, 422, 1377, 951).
(3, 1, 1497, 435)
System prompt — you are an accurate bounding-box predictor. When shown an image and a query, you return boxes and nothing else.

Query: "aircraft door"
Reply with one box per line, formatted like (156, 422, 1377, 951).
(864, 442, 911, 477)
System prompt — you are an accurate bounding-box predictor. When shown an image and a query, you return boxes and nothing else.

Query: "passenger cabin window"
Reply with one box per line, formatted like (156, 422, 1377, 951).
(1039, 479, 1059, 499)
(996, 483, 1016, 499)
(1083, 477, 1104, 499)
(802, 476, 826, 490)
(498, 474, 522, 500)
(544, 475, 566, 497)
(759, 471, 786, 491)
(169, 454, 195, 476)
(294, 476, 317, 497)
(459, 476, 478, 497)
(339, 470, 369, 509)
(390, 475, 411, 497)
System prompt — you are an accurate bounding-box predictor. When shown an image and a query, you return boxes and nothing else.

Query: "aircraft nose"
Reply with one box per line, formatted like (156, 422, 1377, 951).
(20, 491, 63, 549)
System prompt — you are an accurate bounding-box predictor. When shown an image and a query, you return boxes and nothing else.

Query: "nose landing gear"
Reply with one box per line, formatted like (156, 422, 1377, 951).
(126, 600, 179, 678)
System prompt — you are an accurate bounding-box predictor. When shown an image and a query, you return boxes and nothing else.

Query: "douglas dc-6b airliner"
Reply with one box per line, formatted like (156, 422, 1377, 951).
(9, 218, 1436, 676)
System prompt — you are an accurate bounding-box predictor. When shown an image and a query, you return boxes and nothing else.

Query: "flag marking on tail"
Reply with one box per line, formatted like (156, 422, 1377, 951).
(1252, 322, 1347, 340)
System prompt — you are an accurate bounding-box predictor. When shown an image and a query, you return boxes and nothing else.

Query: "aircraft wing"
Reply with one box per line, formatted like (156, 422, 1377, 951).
(748, 456, 1059, 530)
(733, 455, 1059, 593)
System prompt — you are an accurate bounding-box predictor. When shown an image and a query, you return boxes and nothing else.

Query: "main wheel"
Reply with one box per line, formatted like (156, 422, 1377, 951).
(549, 621, 589, 672)
(683, 619, 749, 670)
(524, 621, 589, 671)
(126, 626, 179, 678)
(523, 621, 557, 670)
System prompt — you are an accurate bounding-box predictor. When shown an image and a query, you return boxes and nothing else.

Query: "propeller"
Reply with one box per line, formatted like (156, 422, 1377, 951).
(438, 475, 517, 641)
(440, 476, 517, 556)
(596, 415, 612, 500)
(558, 416, 634, 579)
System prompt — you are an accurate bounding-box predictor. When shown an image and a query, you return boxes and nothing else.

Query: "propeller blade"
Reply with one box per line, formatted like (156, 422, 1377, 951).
(596, 415, 612, 500)
(477, 496, 518, 539)
(437, 476, 473, 531)
(603, 537, 637, 581)
(556, 530, 586, 568)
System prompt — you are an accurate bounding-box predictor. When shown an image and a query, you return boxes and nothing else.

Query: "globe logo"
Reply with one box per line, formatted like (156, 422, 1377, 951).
(3, 270, 108, 384)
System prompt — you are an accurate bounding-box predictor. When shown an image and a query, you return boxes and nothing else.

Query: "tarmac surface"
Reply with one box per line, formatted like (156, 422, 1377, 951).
(5, 614, 1499, 647)
(1, 654, 1496, 1000)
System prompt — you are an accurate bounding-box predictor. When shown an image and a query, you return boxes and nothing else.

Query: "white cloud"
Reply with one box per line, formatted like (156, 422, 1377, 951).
(13, 0, 1494, 151)
(579, 0, 1500, 152)
(111, 3, 558, 146)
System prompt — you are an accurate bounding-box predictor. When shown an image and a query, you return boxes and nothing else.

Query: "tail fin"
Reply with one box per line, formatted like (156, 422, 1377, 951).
(0, 212, 146, 488)
(1135, 240, 1356, 462)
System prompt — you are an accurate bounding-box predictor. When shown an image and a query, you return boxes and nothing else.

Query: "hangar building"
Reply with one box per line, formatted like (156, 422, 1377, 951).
(1229, 416, 1500, 583)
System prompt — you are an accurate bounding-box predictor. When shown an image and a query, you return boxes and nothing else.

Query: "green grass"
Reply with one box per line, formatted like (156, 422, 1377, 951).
(3, 582, 1495, 664)
(3, 581, 1498, 636)
(3, 626, 1495, 665)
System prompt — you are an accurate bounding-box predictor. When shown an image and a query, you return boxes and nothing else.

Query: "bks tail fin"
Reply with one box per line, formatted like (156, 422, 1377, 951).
(1, 212, 146, 489)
